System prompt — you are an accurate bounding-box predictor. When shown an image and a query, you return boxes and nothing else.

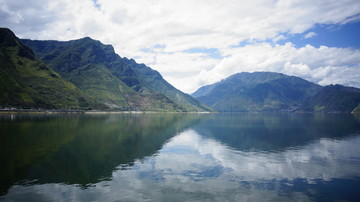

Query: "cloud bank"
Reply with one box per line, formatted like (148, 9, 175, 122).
(198, 43, 360, 89)
(1, 0, 360, 93)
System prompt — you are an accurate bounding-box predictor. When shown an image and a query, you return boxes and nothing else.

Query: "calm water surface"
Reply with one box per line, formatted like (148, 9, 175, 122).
(1, 113, 360, 201)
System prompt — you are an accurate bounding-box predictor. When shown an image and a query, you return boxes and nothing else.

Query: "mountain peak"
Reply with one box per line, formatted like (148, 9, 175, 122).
(0, 28, 102, 109)
(193, 71, 291, 99)
(192, 71, 323, 112)
(0, 28, 35, 60)
(193, 71, 360, 112)
(0, 27, 19, 46)
(76, 36, 104, 46)
(80, 36, 93, 40)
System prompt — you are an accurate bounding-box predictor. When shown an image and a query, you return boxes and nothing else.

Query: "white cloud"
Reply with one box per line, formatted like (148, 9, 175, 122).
(1, 0, 360, 93)
(192, 43, 360, 93)
(272, 34, 287, 42)
(304, 31, 317, 38)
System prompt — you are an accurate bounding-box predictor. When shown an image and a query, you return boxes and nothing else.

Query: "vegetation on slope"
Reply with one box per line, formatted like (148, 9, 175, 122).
(0, 28, 104, 109)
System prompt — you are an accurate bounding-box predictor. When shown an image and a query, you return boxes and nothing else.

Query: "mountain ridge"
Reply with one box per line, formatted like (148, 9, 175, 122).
(21, 36, 211, 111)
(192, 72, 360, 113)
(1, 27, 211, 111)
(3, 27, 358, 113)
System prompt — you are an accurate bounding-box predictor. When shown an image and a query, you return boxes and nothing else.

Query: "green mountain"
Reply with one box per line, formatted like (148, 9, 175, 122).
(192, 72, 360, 112)
(21, 37, 210, 111)
(192, 72, 322, 112)
(0, 28, 103, 109)
(304, 84, 360, 113)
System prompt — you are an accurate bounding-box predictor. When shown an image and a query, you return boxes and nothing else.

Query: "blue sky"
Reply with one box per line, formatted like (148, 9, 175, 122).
(1, 0, 360, 93)
(288, 22, 360, 49)
(190, 21, 360, 69)
(227, 21, 360, 50)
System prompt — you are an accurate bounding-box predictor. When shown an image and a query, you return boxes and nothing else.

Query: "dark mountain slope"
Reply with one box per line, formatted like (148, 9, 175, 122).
(304, 84, 360, 113)
(0, 28, 103, 109)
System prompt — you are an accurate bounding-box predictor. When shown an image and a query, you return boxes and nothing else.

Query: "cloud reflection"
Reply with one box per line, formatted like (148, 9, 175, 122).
(3, 129, 360, 201)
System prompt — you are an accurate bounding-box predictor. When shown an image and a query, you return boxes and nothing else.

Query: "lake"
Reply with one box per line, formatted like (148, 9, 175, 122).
(1, 112, 360, 201)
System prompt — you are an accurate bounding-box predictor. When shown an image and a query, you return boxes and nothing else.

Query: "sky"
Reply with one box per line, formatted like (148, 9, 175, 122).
(1, 0, 360, 93)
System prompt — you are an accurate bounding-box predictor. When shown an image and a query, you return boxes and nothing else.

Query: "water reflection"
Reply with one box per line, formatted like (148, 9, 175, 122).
(194, 113, 360, 152)
(0, 113, 206, 195)
(1, 113, 360, 201)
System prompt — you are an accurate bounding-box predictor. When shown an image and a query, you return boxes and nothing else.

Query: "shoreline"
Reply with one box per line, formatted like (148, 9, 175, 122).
(0, 109, 213, 114)
(1, 108, 357, 114)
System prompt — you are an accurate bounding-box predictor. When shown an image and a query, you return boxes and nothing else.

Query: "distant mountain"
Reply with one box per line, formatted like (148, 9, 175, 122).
(21, 37, 210, 112)
(304, 84, 360, 113)
(0, 28, 103, 109)
(192, 72, 360, 113)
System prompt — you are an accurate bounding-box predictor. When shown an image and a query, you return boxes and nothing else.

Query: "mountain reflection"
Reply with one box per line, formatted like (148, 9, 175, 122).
(0, 113, 207, 194)
(4, 128, 360, 201)
(2, 113, 360, 201)
(193, 113, 360, 152)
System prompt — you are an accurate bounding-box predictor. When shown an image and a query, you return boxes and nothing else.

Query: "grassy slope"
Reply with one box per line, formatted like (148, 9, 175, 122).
(0, 28, 103, 109)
